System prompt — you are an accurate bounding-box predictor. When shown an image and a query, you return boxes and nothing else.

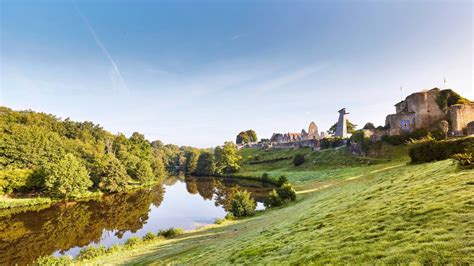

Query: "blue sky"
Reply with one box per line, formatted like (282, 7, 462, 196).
(1, 0, 472, 147)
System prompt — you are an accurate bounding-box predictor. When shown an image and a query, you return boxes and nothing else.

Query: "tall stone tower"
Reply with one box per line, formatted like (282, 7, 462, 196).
(335, 108, 349, 138)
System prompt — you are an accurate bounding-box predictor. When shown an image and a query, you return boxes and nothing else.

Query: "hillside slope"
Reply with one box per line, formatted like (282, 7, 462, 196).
(88, 156, 474, 264)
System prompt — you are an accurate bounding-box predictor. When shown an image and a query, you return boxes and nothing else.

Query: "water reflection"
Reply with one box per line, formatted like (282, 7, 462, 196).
(0, 177, 273, 265)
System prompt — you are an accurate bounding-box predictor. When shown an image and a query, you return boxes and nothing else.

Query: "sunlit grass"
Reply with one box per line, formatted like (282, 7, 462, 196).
(87, 156, 473, 264)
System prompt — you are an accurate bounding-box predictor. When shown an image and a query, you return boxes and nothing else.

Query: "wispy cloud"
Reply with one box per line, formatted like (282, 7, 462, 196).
(255, 64, 328, 93)
(73, 1, 129, 93)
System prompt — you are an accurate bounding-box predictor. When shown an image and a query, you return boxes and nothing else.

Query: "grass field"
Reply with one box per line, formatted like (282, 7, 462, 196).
(84, 144, 474, 264)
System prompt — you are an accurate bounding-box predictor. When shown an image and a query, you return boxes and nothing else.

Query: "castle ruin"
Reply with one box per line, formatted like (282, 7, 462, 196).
(385, 88, 474, 136)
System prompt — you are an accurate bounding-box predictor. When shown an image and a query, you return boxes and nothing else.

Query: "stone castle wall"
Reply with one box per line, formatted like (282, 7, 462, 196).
(449, 103, 474, 135)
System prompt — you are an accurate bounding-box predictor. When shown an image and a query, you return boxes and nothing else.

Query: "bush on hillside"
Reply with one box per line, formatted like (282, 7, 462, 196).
(276, 175, 288, 187)
(78, 245, 108, 260)
(409, 137, 474, 163)
(320, 137, 344, 149)
(277, 183, 297, 202)
(35, 255, 73, 265)
(124, 236, 142, 247)
(452, 153, 474, 169)
(142, 232, 158, 241)
(228, 190, 256, 217)
(261, 172, 271, 183)
(264, 189, 284, 208)
(158, 228, 184, 238)
(293, 154, 305, 166)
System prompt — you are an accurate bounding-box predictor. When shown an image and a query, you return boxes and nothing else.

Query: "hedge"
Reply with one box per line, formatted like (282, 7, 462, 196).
(408, 137, 474, 163)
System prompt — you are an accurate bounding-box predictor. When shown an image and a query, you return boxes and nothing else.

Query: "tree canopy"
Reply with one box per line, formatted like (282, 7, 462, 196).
(236, 130, 258, 144)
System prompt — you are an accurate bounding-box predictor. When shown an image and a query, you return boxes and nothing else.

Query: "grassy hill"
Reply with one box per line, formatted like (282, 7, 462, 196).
(83, 144, 473, 264)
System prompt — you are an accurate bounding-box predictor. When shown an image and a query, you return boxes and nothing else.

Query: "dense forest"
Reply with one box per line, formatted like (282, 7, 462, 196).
(0, 107, 243, 198)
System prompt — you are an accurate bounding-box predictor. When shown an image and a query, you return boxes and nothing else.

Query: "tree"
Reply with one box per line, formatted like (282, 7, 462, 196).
(363, 123, 375, 130)
(214, 142, 242, 175)
(229, 190, 256, 217)
(135, 160, 155, 183)
(92, 154, 129, 192)
(195, 152, 216, 176)
(44, 154, 92, 198)
(184, 149, 200, 174)
(236, 130, 258, 144)
(327, 120, 357, 135)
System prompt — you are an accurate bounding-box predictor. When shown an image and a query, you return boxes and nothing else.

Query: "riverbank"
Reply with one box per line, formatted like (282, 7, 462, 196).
(45, 145, 474, 264)
(77, 158, 473, 264)
(0, 181, 161, 210)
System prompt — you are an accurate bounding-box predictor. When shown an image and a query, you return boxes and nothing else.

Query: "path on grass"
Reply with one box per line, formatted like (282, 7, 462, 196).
(295, 164, 406, 195)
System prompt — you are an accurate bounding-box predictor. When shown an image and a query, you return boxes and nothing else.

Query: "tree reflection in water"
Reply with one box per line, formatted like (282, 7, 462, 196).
(0, 177, 273, 265)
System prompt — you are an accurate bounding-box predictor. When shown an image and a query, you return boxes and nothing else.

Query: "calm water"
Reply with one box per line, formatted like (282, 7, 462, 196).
(0, 176, 274, 265)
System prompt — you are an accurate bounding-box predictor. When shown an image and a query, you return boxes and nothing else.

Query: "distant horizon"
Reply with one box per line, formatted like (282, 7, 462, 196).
(1, 1, 472, 147)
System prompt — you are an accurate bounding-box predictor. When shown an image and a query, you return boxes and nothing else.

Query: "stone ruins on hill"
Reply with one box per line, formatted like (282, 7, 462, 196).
(384, 88, 474, 137)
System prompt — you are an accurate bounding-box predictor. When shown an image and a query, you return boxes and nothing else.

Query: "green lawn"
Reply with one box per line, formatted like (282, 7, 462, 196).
(85, 146, 474, 264)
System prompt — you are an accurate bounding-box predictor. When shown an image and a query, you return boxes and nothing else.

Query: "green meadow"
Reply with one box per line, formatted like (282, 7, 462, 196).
(82, 144, 473, 264)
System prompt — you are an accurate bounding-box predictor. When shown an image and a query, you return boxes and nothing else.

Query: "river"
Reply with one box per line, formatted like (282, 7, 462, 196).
(0, 176, 274, 265)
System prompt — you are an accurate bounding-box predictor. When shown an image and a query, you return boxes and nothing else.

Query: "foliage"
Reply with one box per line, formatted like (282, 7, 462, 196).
(158, 228, 184, 238)
(195, 152, 216, 176)
(261, 172, 271, 183)
(328, 120, 357, 135)
(143, 232, 157, 241)
(380, 129, 440, 146)
(228, 190, 256, 217)
(0, 168, 34, 194)
(277, 183, 296, 202)
(350, 130, 372, 152)
(408, 137, 474, 164)
(34, 255, 73, 265)
(124, 236, 142, 247)
(435, 89, 472, 111)
(276, 175, 288, 187)
(320, 137, 344, 149)
(452, 153, 474, 169)
(78, 245, 108, 260)
(236, 130, 258, 144)
(184, 148, 201, 174)
(363, 123, 375, 130)
(215, 142, 242, 174)
(292, 154, 305, 166)
(264, 189, 284, 208)
(92, 154, 129, 192)
(0, 107, 175, 196)
(44, 154, 93, 198)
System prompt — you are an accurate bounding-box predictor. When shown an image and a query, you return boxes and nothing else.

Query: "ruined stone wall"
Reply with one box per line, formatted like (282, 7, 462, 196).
(405, 89, 446, 130)
(386, 113, 416, 135)
(449, 103, 474, 135)
(270, 139, 318, 149)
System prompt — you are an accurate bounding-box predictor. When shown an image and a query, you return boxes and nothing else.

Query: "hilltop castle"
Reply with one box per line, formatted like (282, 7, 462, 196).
(385, 88, 474, 136)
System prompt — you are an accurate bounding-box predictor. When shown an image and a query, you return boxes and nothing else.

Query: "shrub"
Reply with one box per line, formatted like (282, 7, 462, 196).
(320, 137, 344, 149)
(35, 255, 73, 265)
(124, 236, 142, 247)
(214, 218, 226, 224)
(293, 154, 305, 166)
(143, 232, 157, 241)
(409, 137, 474, 163)
(78, 245, 107, 260)
(276, 175, 288, 187)
(228, 190, 256, 217)
(107, 244, 123, 253)
(277, 183, 297, 202)
(92, 154, 129, 193)
(264, 189, 284, 208)
(158, 227, 184, 238)
(261, 172, 271, 183)
(452, 153, 474, 169)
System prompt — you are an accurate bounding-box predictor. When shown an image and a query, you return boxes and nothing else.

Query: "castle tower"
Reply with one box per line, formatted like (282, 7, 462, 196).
(335, 108, 349, 138)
